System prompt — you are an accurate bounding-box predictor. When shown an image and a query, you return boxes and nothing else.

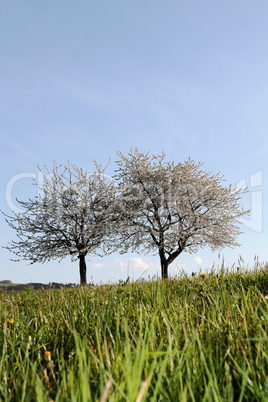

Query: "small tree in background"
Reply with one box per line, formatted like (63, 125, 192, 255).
(3, 163, 116, 285)
(114, 149, 249, 279)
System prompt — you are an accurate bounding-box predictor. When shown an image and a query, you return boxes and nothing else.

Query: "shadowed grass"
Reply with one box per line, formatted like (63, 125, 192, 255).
(1, 263, 268, 401)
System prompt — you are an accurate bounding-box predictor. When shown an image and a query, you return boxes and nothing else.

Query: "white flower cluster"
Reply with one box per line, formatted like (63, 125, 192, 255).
(2, 149, 249, 283)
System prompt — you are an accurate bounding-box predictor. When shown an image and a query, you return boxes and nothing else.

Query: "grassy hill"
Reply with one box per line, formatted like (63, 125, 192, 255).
(0, 281, 18, 287)
(1, 264, 268, 401)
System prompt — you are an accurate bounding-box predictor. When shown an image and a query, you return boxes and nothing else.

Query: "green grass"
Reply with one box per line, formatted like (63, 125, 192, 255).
(1, 264, 268, 401)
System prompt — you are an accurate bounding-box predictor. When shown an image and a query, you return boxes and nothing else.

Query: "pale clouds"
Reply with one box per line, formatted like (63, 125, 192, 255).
(115, 257, 154, 272)
(194, 257, 203, 265)
(114, 258, 127, 272)
(129, 257, 152, 271)
(91, 263, 107, 269)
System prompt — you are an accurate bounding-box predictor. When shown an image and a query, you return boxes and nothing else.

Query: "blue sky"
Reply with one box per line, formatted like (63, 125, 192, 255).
(0, 1, 267, 284)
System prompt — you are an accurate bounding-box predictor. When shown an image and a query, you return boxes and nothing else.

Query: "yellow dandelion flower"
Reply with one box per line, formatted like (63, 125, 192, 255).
(199, 273, 208, 278)
(9, 319, 14, 325)
(44, 351, 51, 359)
(189, 278, 192, 282)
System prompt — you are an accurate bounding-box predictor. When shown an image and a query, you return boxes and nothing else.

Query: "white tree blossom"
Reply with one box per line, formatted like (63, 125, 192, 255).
(3, 162, 117, 285)
(113, 149, 249, 279)
(3, 150, 250, 283)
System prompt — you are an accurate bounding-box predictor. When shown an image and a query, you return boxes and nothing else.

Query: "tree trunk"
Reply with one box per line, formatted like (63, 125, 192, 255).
(158, 243, 185, 280)
(161, 260, 169, 280)
(159, 249, 169, 280)
(79, 254, 87, 285)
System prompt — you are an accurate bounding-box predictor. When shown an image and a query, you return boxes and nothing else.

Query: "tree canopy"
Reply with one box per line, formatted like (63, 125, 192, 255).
(3, 150, 249, 282)
(114, 149, 249, 279)
(3, 163, 116, 285)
